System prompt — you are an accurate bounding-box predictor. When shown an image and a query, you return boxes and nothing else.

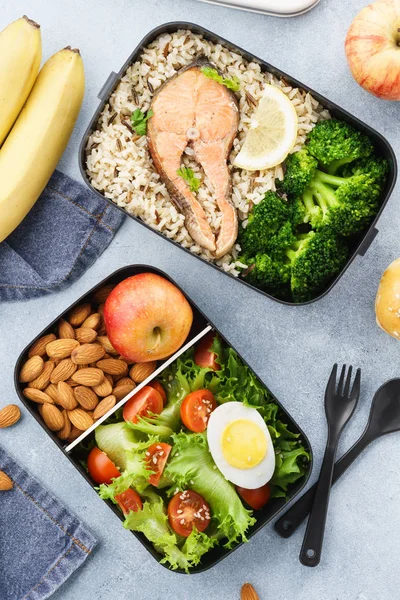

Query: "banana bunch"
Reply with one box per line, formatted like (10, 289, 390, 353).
(0, 16, 85, 243)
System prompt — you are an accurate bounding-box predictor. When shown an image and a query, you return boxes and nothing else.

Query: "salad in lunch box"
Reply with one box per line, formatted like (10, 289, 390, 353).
(82, 332, 310, 572)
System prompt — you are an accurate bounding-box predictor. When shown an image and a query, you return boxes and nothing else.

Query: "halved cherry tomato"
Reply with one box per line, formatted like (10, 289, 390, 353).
(236, 483, 271, 510)
(123, 386, 163, 423)
(87, 447, 120, 484)
(149, 381, 167, 406)
(168, 490, 210, 537)
(115, 488, 143, 515)
(180, 389, 217, 433)
(194, 332, 220, 371)
(146, 442, 172, 486)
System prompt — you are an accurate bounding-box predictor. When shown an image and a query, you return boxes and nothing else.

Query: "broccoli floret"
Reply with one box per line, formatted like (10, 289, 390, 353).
(307, 119, 374, 174)
(240, 253, 291, 299)
(278, 149, 318, 198)
(341, 155, 389, 184)
(286, 231, 348, 302)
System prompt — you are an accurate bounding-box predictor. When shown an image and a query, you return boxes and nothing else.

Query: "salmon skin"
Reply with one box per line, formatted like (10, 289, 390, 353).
(147, 57, 239, 258)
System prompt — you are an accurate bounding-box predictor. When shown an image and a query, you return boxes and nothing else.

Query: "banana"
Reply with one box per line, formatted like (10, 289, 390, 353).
(0, 46, 85, 243)
(0, 15, 42, 146)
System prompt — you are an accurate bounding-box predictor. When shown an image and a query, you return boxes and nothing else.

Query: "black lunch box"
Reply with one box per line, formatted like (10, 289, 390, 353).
(14, 265, 312, 573)
(78, 22, 397, 306)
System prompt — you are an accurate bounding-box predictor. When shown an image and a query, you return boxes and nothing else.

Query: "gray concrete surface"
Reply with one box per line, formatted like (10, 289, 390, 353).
(1, 1, 399, 598)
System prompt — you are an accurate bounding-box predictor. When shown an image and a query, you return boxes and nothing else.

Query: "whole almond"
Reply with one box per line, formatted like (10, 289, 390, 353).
(113, 383, 135, 401)
(42, 403, 64, 431)
(23, 388, 54, 405)
(67, 426, 82, 442)
(82, 312, 101, 330)
(46, 339, 79, 360)
(92, 376, 113, 397)
(19, 355, 44, 383)
(97, 336, 118, 355)
(28, 333, 57, 358)
(130, 361, 157, 383)
(97, 358, 128, 377)
(50, 358, 77, 383)
(75, 327, 97, 344)
(29, 361, 55, 390)
(0, 404, 21, 428)
(71, 368, 104, 386)
(74, 386, 98, 410)
(56, 382, 78, 410)
(68, 303, 92, 327)
(93, 284, 114, 304)
(57, 411, 72, 440)
(115, 377, 135, 387)
(93, 395, 116, 419)
(241, 584, 260, 600)
(58, 319, 76, 339)
(71, 343, 105, 365)
(68, 408, 94, 431)
(0, 471, 13, 491)
(44, 384, 60, 403)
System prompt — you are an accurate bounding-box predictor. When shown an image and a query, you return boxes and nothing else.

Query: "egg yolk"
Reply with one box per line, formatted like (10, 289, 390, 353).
(221, 419, 267, 469)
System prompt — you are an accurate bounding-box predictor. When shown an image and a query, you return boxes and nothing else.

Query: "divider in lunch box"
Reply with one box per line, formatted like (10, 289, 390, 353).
(64, 324, 213, 452)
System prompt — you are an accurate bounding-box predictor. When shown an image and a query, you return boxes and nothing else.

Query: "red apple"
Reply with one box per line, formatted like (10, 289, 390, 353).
(104, 273, 193, 362)
(345, 0, 400, 100)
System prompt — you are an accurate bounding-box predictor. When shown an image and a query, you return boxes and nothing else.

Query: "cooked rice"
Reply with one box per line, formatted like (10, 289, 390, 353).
(86, 30, 330, 275)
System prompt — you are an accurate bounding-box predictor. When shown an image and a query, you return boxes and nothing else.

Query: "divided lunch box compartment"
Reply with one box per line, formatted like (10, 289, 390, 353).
(79, 22, 397, 306)
(14, 265, 312, 573)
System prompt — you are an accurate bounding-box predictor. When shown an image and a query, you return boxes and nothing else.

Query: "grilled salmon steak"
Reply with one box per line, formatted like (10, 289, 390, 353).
(147, 58, 239, 258)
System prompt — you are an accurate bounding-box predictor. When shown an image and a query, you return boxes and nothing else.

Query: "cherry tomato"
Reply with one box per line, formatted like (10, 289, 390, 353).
(194, 332, 220, 371)
(146, 442, 172, 486)
(168, 490, 211, 537)
(236, 483, 271, 510)
(87, 447, 120, 484)
(149, 381, 167, 406)
(180, 389, 217, 432)
(123, 386, 163, 424)
(115, 488, 143, 515)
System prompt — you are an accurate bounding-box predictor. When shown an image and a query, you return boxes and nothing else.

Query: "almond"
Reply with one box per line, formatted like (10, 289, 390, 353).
(28, 333, 57, 358)
(68, 303, 92, 327)
(71, 343, 105, 365)
(44, 384, 60, 403)
(115, 377, 135, 387)
(50, 358, 77, 383)
(130, 361, 157, 383)
(0, 471, 13, 491)
(93, 284, 114, 304)
(58, 319, 76, 339)
(56, 382, 78, 410)
(241, 584, 260, 600)
(19, 355, 44, 383)
(68, 408, 94, 431)
(57, 410, 72, 440)
(113, 383, 135, 401)
(23, 388, 54, 405)
(82, 312, 101, 330)
(93, 395, 116, 419)
(97, 358, 128, 377)
(67, 426, 82, 442)
(74, 386, 98, 410)
(75, 327, 97, 344)
(92, 376, 113, 397)
(0, 404, 21, 428)
(65, 378, 79, 387)
(71, 368, 104, 386)
(42, 403, 64, 431)
(29, 361, 55, 390)
(97, 336, 118, 355)
(46, 339, 79, 359)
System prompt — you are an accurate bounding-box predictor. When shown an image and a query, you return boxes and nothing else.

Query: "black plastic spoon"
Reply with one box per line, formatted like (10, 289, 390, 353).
(275, 378, 400, 539)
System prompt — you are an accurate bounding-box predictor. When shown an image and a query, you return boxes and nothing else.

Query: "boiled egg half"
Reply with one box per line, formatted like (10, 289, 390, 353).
(207, 402, 275, 489)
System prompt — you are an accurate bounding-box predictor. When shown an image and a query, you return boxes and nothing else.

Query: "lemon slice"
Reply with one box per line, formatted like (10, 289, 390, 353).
(234, 85, 298, 171)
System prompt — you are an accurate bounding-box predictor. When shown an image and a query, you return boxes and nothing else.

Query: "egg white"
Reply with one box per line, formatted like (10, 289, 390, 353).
(207, 402, 275, 489)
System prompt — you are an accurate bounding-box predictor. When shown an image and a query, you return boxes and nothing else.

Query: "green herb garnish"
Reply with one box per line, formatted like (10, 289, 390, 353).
(201, 66, 240, 92)
(130, 108, 154, 136)
(177, 167, 201, 193)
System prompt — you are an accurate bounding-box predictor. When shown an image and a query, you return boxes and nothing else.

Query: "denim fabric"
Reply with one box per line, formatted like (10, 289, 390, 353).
(0, 170, 125, 302)
(0, 445, 97, 600)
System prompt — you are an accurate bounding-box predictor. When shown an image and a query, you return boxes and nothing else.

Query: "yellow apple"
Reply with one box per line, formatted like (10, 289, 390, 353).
(345, 0, 400, 100)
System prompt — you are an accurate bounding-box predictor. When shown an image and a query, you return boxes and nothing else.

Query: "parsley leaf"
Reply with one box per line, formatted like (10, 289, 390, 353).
(201, 66, 240, 92)
(176, 167, 201, 193)
(130, 108, 154, 136)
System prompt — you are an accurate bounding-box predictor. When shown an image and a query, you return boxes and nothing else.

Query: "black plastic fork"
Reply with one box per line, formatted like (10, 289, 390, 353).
(299, 364, 361, 567)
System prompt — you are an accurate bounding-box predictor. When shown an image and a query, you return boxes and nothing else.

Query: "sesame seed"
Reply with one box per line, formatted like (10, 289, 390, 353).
(180, 519, 185, 524)
(159, 451, 164, 456)
(197, 406, 202, 410)
(145, 452, 150, 456)
(152, 457, 157, 464)
(156, 445, 162, 450)
(177, 509, 183, 514)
